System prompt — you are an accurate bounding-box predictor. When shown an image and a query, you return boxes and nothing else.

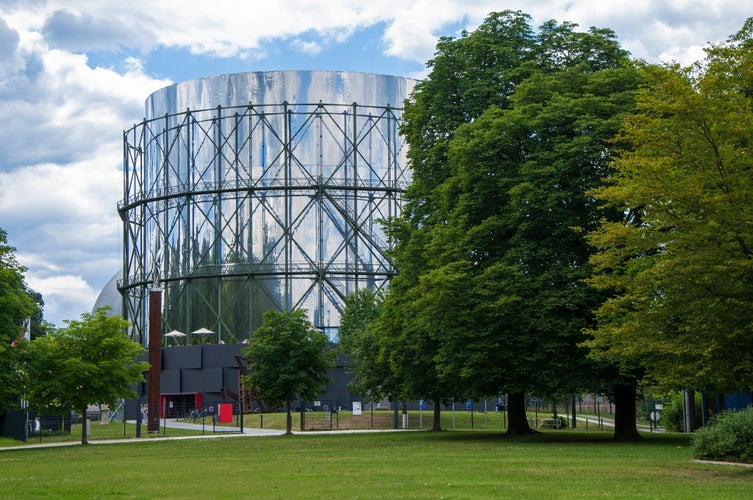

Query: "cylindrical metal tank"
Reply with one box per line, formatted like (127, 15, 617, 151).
(119, 71, 415, 344)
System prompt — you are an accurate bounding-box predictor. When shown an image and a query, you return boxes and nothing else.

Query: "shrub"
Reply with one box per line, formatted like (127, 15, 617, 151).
(691, 406, 753, 463)
(660, 393, 684, 432)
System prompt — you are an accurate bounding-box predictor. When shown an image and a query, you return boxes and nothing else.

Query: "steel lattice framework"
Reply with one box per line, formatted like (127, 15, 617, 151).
(118, 96, 409, 345)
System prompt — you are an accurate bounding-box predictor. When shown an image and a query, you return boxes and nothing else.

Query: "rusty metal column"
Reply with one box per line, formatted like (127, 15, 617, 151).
(148, 289, 162, 433)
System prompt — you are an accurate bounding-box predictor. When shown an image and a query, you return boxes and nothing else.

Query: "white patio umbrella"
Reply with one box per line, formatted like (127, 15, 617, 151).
(191, 327, 215, 344)
(164, 330, 186, 345)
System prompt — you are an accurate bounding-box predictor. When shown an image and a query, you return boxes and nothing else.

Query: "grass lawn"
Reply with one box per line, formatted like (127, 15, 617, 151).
(3, 408, 625, 446)
(1, 430, 751, 498)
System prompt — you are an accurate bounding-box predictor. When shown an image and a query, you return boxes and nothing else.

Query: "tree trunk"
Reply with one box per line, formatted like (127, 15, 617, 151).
(506, 392, 535, 435)
(683, 389, 696, 432)
(612, 383, 641, 441)
(81, 405, 88, 445)
(285, 401, 292, 435)
(432, 398, 442, 431)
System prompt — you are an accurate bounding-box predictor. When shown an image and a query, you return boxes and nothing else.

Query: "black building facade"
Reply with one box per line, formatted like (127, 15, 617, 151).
(130, 343, 354, 419)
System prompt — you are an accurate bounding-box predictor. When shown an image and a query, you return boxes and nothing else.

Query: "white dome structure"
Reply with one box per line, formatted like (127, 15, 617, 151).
(91, 271, 122, 316)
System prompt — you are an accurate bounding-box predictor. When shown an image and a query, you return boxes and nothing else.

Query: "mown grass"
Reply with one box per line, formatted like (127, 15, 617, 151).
(1, 430, 750, 499)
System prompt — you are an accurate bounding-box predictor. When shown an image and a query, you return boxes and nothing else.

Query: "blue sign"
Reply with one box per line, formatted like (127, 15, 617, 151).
(419, 399, 425, 409)
(465, 400, 473, 410)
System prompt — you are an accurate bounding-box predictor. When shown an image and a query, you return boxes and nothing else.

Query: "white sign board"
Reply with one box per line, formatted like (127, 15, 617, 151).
(352, 401, 362, 416)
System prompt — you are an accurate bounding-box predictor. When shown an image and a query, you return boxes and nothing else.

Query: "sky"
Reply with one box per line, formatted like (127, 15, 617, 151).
(0, 0, 749, 327)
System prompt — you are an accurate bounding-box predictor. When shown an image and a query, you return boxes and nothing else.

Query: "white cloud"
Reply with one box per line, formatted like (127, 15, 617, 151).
(0, 16, 19, 60)
(291, 39, 323, 56)
(541, 0, 749, 65)
(3, 1, 748, 66)
(0, 34, 169, 166)
(40, 9, 141, 52)
(0, 157, 123, 325)
(25, 272, 100, 325)
(0, 10, 169, 325)
(0, 155, 119, 225)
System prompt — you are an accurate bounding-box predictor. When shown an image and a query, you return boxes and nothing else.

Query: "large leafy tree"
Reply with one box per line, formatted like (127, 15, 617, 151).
(389, 10, 538, 435)
(0, 228, 39, 413)
(435, 64, 641, 437)
(243, 309, 335, 434)
(391, 10, 639, 435)
(24, 308, 147, 444)
(587, 19, 753, 395)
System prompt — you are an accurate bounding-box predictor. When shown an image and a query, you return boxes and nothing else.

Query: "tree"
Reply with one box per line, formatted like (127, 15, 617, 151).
(24, 308, 147, 444)
(243, 309, 335, 434)
(435, 63, 642, 436)
(338, 289, 396, 404)
(587, 19, 753, 395)
(378, 282, 464, 432)
(0, 228, 39, 413)
(400, 11, 537, 225)
(392, 10, 539, 435)
(393, 11, 640, 435)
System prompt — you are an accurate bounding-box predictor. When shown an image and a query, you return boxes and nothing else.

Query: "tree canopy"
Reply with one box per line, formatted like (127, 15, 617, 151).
(383, 10, 640, 435)
(338, 289, 395, 404)
(587, 19, 753, 394)
(24, 308, 147, 444)
(243, 309, 335, 434)
(0, 228, 40, 413)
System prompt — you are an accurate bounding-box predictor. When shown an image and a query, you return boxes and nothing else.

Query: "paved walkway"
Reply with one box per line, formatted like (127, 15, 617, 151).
(161, 418, 284, 436)
(0, 419, 282, 452)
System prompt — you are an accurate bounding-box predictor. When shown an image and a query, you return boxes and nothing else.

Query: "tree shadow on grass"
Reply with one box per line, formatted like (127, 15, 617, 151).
(424, 430, 691, 447)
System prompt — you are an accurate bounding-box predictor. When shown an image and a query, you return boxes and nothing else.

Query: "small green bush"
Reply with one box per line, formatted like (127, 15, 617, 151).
(660, 394, 684, 432)
(691, 406, 753, 463)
